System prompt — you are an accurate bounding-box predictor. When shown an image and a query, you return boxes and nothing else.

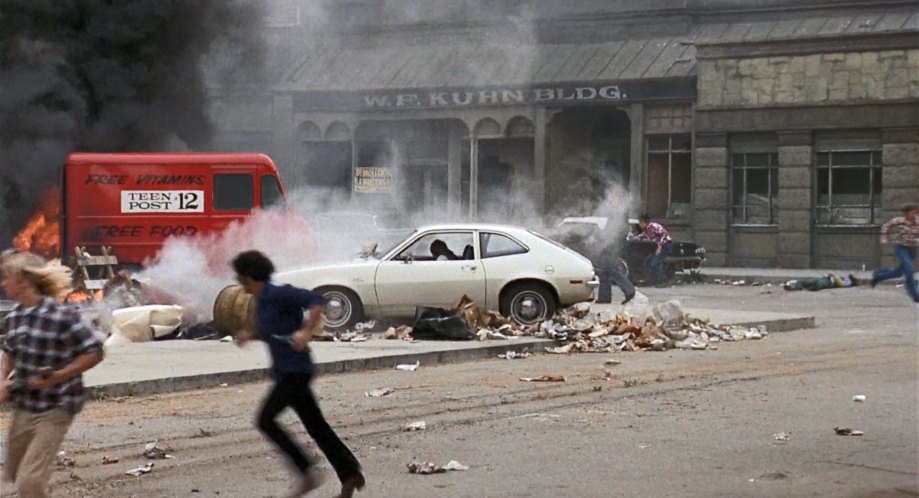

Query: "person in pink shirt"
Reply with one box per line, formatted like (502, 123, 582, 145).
(630, 214, 673, 286)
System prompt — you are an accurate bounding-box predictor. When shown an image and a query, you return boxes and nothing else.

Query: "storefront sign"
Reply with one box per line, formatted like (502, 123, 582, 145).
(293, 78, 696, 112)
(353, 167, 393, 193)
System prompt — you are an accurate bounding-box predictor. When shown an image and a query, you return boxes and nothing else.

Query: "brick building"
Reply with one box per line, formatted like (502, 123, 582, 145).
(210, 0, 919, 269)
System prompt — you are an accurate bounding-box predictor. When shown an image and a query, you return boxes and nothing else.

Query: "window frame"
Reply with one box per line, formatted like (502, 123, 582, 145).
(731, 152, 779, 226)
(260, 174, 284, 208)
(646, 134, 692, 220)
(814, 149, 883, 226)
(393, 231, 476, 262)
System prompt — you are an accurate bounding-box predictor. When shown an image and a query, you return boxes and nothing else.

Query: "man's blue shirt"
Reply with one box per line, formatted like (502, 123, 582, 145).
(256, 282, 325, 377)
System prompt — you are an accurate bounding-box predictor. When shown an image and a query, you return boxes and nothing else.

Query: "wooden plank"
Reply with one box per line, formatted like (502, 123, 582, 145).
(84, 280, 108, 290)
(76, 255, 118, 266)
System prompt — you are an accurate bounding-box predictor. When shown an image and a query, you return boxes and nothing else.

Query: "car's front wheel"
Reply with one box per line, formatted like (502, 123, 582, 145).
(314, 286, 364, 331)
(500, 283, 556, 326)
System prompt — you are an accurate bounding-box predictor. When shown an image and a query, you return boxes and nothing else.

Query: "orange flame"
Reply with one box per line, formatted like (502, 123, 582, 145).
(13, 187, 61, 259)
(66, 290, 104, 303)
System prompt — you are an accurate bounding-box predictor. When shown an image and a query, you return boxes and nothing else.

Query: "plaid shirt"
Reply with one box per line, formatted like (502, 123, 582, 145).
(633, 222, 672, 249)
(2, 297, 102, 414)
(881, 216, 919, 248)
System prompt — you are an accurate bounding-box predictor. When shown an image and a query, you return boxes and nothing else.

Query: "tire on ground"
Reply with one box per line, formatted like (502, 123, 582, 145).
(500, 283, 557, 326)
(314, 286, 364, 331)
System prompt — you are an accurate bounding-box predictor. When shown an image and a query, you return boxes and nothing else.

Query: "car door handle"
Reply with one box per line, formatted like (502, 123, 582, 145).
(462, 265, 477, 271)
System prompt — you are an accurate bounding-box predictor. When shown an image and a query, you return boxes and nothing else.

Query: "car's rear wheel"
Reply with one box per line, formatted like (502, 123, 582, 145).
(500, 283, 556, 326)
(315, 286, 363, 331)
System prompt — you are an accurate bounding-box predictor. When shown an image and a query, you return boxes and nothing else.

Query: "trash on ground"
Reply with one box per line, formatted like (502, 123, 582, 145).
(520, 375, 566, 382)
(403, 421, 427, 431)
(365, 388, 394, 398)
(103, 305, 184, 346)
(411, 305, 475, 340)
(102, 456, 119, 464)
(219, 335, 234, 343)
(407, 459, 469, 474)
(337, 332, 371, 342)
(395, 361, 420, 372)
(143, 441, 173, 459)
(604, 359, 621, 366)
(354, 320, 377, 332)
(498, 351, 530, 360)
(57, 451, 75, 468)
(126, 462, 154, 476)
(852, 394, 866, 402)
(773, 432, 790, 442)
(833, 427, 864, 436)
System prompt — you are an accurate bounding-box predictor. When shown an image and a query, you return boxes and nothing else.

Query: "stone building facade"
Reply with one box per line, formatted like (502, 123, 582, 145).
(210, 0, 919, 269)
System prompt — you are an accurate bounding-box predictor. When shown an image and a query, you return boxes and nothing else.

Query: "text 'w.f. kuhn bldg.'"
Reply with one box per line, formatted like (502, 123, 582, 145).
(211, 0, 919, 269)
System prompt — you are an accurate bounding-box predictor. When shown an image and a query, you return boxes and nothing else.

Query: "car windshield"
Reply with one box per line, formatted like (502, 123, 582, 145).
(379, 229, 417, 258)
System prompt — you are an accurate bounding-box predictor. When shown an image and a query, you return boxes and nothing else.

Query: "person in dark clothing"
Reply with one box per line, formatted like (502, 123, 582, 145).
(232, 250, 364, 498)
(595, 243, 636, 305)
(429, 239, 460, 260)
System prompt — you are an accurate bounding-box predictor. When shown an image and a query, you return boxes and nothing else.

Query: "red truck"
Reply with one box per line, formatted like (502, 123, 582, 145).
(62, 153, 287, 266)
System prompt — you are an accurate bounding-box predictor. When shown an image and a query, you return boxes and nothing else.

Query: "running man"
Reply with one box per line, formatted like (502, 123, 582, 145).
(872, 204, 919, 303)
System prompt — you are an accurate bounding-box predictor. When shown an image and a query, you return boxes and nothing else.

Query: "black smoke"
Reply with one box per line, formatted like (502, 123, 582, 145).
(0, 0, 266, 247)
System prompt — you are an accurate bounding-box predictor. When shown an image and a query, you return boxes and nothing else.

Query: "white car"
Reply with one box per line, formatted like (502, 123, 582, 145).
(275, 223, 599, 330)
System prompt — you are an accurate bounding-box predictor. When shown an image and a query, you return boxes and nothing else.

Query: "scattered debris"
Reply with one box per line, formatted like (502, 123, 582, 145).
(852, 394, 866, 402)
(218, 383, 229, 387)
(407, 459, 469, 475)
(498, 351, 530, 360)
(102, 456, 119, 465)
(403, 421, 427, 431)
(365, 388, 394, 398)
(57, 451, 75, 468)
(534, 300, 768, 353)
(773, 432, 790, 442)
(143, 441, 173, 460)
(353, 320, 377, 332)
(219, 335, 234, 343)
(395, 361, 420, 372)
(604, 359, 621, 366)
(126, 462, 154, 477)
(337, 332, 371, 342)
(519, 375, 566, 382)
(833, 427, 864, 436)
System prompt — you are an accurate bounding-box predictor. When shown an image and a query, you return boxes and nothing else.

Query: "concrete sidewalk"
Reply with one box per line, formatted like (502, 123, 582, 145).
(701, 266, 917, 285)
(81, 306, 814, 398)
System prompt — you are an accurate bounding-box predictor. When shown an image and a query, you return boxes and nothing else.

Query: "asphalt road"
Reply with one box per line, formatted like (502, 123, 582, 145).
(2, 283, 917, 498)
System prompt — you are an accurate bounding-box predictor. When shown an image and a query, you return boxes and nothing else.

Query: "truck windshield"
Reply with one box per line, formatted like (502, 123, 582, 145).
(261, 175, 284, 208)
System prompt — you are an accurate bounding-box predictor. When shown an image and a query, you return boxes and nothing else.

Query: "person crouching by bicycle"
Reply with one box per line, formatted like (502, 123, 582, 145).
(629, 214, 673, 287)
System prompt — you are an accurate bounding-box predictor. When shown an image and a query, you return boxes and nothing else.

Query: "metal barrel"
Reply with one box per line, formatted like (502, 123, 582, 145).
(213, 285, 257, 337)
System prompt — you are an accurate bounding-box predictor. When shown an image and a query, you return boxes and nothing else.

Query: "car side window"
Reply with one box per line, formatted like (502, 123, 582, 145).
(396, 232, 474, 261)
(480, 233, 527, 259)
(214, 173, 254, 211)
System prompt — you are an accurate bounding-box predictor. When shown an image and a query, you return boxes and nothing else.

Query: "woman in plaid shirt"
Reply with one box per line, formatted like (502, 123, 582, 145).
(0, 251, 104, 498)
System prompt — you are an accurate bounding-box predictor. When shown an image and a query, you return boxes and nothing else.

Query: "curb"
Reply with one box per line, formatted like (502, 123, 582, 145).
(86, 339, 553, 399)
(81, 313, 816, 400)
(703, 273, 911, 287)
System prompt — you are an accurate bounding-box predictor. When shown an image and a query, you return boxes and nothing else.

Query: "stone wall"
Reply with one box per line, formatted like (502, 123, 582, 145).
(698, 48, 919, 108)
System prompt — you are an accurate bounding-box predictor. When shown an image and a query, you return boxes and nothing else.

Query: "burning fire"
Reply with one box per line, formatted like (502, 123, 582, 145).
(13, 187, 61, 259)
(66, 290, 104, 303)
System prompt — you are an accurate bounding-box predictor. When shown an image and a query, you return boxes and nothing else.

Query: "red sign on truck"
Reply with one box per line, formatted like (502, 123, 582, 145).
(63, 153, 287, 265)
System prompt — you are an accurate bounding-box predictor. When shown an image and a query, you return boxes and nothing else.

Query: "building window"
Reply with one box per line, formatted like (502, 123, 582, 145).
(647, 134, 692, 219)
(730, 134, 778, 225)
(815, 150, 883, 225)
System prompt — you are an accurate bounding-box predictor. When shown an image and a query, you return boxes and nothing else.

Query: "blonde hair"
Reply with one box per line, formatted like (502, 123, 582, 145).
(1, 250, 72, 299)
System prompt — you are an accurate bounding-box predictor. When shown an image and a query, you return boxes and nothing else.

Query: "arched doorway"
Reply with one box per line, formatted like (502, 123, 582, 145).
(546, 108, 631, 218)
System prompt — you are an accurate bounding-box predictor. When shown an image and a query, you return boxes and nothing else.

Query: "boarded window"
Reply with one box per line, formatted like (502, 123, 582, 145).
(646, 134, 692, 219)
(814, 131, 882, 225)
(731, 134, 778, 225)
